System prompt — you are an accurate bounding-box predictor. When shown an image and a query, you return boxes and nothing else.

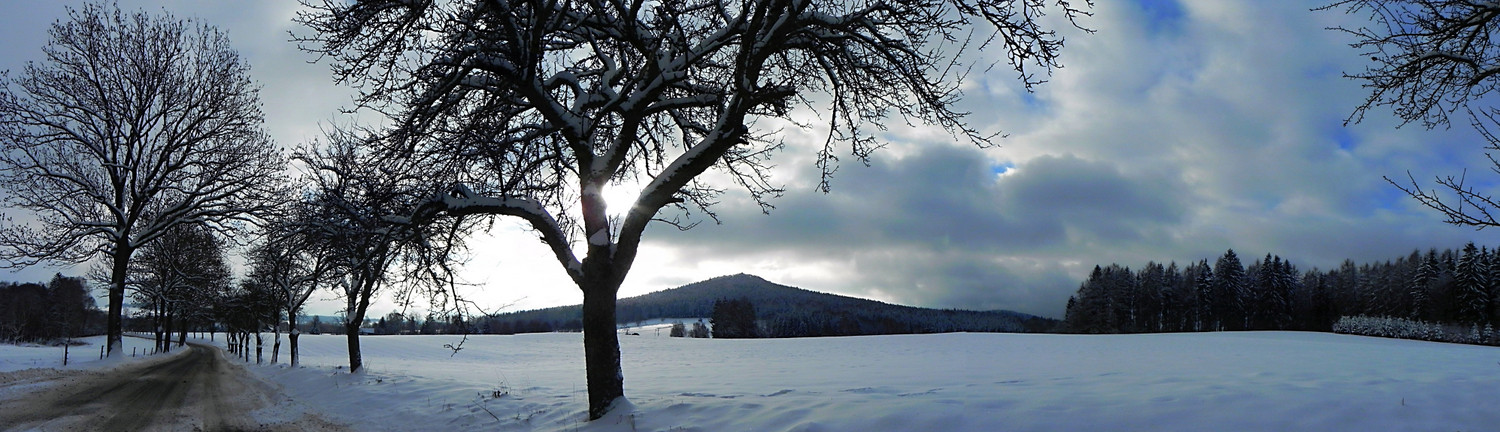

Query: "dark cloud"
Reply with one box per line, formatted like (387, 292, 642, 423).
(999, 154, 1187, 243)
(646, 145, 1194, 317)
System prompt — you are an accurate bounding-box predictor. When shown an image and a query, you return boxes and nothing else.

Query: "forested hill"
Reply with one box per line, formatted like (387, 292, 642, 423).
(478, 274, 1056, 336)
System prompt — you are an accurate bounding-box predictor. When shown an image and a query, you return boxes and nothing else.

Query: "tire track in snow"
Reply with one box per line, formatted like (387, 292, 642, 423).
(0, 342, 346, 431)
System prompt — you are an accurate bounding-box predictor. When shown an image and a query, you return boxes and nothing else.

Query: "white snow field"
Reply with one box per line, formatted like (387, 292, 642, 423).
(0, 334, 172, 373)
(177, 331, 1500, 432)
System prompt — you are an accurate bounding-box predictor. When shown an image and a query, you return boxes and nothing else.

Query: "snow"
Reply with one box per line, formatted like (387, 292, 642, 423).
(588, 228, 610, 246)
(0, 335, 173, 373)
(615, 318, 705, 335)
(171, 331, 1500, 431)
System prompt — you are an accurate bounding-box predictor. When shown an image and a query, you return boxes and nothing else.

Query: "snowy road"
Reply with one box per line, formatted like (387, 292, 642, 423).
(0, 343, 345, 431)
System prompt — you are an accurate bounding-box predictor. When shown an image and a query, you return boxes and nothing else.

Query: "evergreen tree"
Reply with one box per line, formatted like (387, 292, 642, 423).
(1435, 250, 1460, 323)
(1161, 262, 1186, 332)
(1455, 242, 1491, 324)
(1411, 250, 1438, 320)
(1213, 250, 1247, 330)
(1135, 262, 1166, 332)
(1299, 271, 1334, 331)
(1247, 256, 1269, 329)
(1488, 250, 1500, 325)
(1243, 254, 1294, 330)
(1063, 296, 1079, 330)
(710, 298, 759, 338)
(1329, 260, 1360, 321)
(1194, 260, 1215, 332)
(1267, 256, 1297, 330)
(1066, 266, 1116, 333)
(689, 320, 710, 339)
(1103, 265, 1134, 333)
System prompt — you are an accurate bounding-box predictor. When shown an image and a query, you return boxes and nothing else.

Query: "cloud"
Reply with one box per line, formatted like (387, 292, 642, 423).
(643, 144, 1194, 317)
(634, 0, 1500, 318)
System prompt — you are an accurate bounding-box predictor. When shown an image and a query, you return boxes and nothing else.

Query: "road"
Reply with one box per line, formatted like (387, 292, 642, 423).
(0, 342, 346, 431)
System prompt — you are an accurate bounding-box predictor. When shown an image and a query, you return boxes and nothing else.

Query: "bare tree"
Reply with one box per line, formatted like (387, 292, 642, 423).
(0, 3, 285, 357)
(1323, 1, 1500, 227)
(297, 126, 464, 372)
(244, 201, 335, 367)
(130, 223, 231, 354)
(1323, 0, 1500, 128)
(295, 0, 1091, 418)
(219, 278, 281, 364)
(1386, 109, 1500, 228)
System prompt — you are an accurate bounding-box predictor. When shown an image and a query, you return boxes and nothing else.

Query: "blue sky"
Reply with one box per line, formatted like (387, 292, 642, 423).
(4, 0, 1500, 319)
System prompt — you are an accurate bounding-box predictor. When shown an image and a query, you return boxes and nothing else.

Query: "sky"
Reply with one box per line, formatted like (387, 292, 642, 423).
(4, 0, 1500, 320)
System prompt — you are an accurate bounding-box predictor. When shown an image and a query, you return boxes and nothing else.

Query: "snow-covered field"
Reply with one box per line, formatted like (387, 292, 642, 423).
(0, 334, 170, 373)
(175, 331, 1500, 432)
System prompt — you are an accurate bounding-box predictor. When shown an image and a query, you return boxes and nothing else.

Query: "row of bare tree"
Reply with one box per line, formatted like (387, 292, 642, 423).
(0, 2, 464, 374)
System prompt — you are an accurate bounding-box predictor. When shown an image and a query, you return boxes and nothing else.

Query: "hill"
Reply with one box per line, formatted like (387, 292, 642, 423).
(475, 274, 1056, 336)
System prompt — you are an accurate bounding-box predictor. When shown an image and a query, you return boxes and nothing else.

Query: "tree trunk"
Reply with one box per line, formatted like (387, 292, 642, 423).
(581, 280, 624, 420)
(344, 321, 363, 373)
(288, 306, 302, 367)
(153, 299, 165, 353)
(255, 331, 263, 364)
(272, 327, 281, 364)
(106, 246, 131, 358)
(344, 278, 374, 373)
(289, 330, 300, 368)
(161, 308, 173, 354)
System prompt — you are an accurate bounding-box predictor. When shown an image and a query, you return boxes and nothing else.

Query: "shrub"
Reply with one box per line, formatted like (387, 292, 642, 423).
(1332, 315, 1498, 346)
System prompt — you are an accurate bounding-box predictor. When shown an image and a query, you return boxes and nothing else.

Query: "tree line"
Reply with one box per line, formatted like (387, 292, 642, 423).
(1062, 244, 1500, 335)
(0, 275, 101, 343)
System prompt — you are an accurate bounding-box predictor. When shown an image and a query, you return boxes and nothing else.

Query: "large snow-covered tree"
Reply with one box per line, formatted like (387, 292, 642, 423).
(0, 3, 284, 357)
(294, 0, 1091, 418)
